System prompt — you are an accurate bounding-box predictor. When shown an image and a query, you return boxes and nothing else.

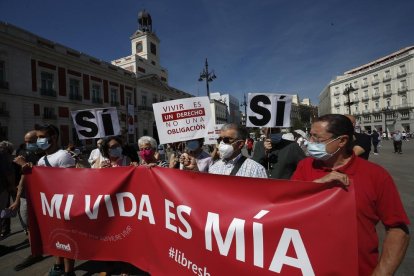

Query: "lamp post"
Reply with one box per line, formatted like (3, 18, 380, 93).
(198, 58, 216, 98)
(240, 94, 248, 126)
(343, 84, 356, 114)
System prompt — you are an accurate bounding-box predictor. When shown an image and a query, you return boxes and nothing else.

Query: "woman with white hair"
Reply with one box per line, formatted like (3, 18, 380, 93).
(136, 136, 167, 167)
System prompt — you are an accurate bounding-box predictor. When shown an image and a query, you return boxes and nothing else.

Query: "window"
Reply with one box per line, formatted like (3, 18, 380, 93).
(375, 101, 379, 108)
(136, 42, 143, 53)
(142, 95, 147, 106)
(43, 107, 56, 119)
(69, 79, 81, 100)
(400, 79, 407, 89)
(0, 60, 5, 82)
(353, 81, 358, 87)
(384, 70, 390, 78)
(373, 74, 379, 82)
(401, 95, 407, 105)
(110, 88, 118, 105)
(363, 78, 368, 86)
(386, 98, 391, 107)
(126, 92, 132, 105)
(92, 84, 102, 103)
(374, 87, 379, 95)
(353, 92, 358, 99)
(364, 90, 368, 97)
(150, 42, 157, 55)
(355, 105, 359, 112)
(364, 104, 368, 110)
(0, 125, 7, 141)
(399, 64, 406, 74)
(41, 72, 54, 90)
(385, 84, 391, 92)
(152, 94, 158, 103)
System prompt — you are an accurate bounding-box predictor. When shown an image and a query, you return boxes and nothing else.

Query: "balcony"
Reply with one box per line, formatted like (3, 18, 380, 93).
(395, 103, 412, 110)
(362, 110, 370, 114)
(138, 105, 153, 112)
(397, 71, 407, 78)
(0, 109, 10, 117)
(383, 90, 392, 97)
(383, 76, 391, 82)
(352, 84, 359, 89)
(69, 93, 83, 101)
(360, 83, 369, 88)
(334, 102, 341, 107)
(371, 93, 381, 100)
(373, 116, 382, 122)
(363, 116, 371, 123)
(371, 79, 380, 86)
(43, 113, 57, 120)
(372, 108, 381, 113)
(92, 98, 103, 104)
(110, 101, 120, 107)
(0, 81, 9, 89)
(333, 90, 340, 96)
(397, 87, 408, 94)
(362, 95, 370, 101)
(353, 97, 359, 103)
(40, 88, 57, 97)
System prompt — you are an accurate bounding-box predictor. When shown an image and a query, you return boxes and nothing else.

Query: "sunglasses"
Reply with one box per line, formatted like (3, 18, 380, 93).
(217, 137, 239, 144)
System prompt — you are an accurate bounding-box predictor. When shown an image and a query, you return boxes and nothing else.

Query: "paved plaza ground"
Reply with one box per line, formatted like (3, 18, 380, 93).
(0, 139, 413, 275)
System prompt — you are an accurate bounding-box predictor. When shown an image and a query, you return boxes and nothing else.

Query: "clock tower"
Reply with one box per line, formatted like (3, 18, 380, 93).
(130, 10, 160, 66)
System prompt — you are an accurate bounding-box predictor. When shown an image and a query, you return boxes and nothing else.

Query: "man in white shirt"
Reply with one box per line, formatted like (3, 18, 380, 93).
(87, 139, 103, 166)
(209, 124, 267, 178)
(35, 124, 76, 276)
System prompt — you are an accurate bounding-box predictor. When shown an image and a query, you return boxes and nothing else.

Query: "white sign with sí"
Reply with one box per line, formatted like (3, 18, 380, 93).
(71, 107, 121, 140)
(153, 97, 212, 144)
(247, 93, 292, 128)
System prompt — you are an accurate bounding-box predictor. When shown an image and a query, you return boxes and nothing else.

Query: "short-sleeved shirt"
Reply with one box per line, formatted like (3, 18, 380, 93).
(209, 154, 268, 178)
(37, 149, 76, 168)
(291, 155, 409, 275)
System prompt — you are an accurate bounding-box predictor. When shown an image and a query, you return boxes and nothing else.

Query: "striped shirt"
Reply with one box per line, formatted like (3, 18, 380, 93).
(208, 154, 268, 178)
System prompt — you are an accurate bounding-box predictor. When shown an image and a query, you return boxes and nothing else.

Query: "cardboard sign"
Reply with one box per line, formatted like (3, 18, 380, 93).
(205, 124, 224, 145)
(247, 93, 292, 128)
(71, 107, 121, 139)
(153, 97, 213, 144)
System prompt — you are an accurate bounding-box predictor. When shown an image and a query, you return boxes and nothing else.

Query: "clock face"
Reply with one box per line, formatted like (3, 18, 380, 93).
(136, 42, 143, 53)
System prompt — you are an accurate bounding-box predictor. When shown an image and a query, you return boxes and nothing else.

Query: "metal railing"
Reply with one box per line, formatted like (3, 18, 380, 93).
(40, 88, 57, 97)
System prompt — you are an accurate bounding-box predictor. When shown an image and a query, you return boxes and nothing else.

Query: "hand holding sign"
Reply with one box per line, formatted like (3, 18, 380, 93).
(247, 93, 292, 128)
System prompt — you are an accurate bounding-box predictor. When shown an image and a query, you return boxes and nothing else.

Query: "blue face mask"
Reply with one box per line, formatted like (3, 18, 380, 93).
(26, 143, 38, 152)
(109, 147, 123, 158)
(186, 140, 200, 151)
(270, 133, 283, 144)
(306, 137, 341, 161)
(36, 137, 51, 151)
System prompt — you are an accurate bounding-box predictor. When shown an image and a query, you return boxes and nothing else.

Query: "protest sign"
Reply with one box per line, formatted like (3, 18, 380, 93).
(153, 97, 213, 144)
(205, 124, 224, 145)
(247, 93, 292, 128)
(71, 107, 120, 139)
(27, 167, 358, 276)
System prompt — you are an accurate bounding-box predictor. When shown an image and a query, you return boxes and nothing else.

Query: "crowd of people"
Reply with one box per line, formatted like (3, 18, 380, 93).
(0, 114, 410, 275)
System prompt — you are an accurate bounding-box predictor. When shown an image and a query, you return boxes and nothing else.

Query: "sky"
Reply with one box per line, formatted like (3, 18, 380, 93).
(1, 0, 414, 106)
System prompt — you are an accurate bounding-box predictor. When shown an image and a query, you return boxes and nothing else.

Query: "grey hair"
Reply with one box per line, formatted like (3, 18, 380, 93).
(221, 123, 247, 140)
(0, 140, 14, 154)
(137, 136, 157, 150)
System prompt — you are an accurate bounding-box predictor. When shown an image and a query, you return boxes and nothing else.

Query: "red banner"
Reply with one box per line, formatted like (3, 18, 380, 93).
(26, 167, 358, 276)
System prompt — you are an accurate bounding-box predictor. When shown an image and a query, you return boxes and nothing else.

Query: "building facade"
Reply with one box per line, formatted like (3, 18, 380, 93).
(319, 46, 414, 133)
(0, 11, 192, 148)
(209, 92, 241, 124)
(291, 95, 318, 131)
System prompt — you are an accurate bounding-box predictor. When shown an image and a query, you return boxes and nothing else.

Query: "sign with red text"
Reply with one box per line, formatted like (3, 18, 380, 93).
(26, 167, 358, 276)
(153, 97, 213, 144)
(71, 107, 121, 139)
(205, 124, 224, 145)
(247, 93, 292, 128)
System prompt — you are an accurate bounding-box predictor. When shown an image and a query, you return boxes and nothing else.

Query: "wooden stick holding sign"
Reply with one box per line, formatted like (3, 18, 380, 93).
(246, 93, 293, 128)
(71, 107, 121, 140)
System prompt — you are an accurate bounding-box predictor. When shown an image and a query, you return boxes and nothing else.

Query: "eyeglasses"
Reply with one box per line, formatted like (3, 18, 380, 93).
(309, 135, 336, 144)
(217, 137, 239, 144)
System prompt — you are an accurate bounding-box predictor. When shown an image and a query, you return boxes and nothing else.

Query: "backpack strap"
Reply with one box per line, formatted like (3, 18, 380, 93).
(230, 155, 247, 176)
(44, 155, 52, 167)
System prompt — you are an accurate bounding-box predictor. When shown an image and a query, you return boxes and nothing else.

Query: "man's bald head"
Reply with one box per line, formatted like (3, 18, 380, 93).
(345, 114, 356, 127)
(24, 130, 37, 143)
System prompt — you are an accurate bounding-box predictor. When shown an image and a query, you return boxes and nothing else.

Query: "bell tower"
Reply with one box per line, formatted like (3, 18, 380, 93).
(130, 10, 160, 66)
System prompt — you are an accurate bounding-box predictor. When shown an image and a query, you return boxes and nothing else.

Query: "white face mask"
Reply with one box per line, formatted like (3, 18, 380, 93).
(218, 141, 234, 159)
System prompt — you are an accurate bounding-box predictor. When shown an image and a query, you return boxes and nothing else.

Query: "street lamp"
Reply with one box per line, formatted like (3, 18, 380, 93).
(198, 58, 216, 98)
(343, 84, 356, 114)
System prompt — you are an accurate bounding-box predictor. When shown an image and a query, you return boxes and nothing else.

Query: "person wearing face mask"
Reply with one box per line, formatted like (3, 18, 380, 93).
(136, 136, 168, 167)
(179, 139, 213, 172)
(252, 127, 305, 179)
(208, 124, 267, 178)
(291, 114, 410, 276)
(96, 137, 131, 168)
(19, 124, 76, 276)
